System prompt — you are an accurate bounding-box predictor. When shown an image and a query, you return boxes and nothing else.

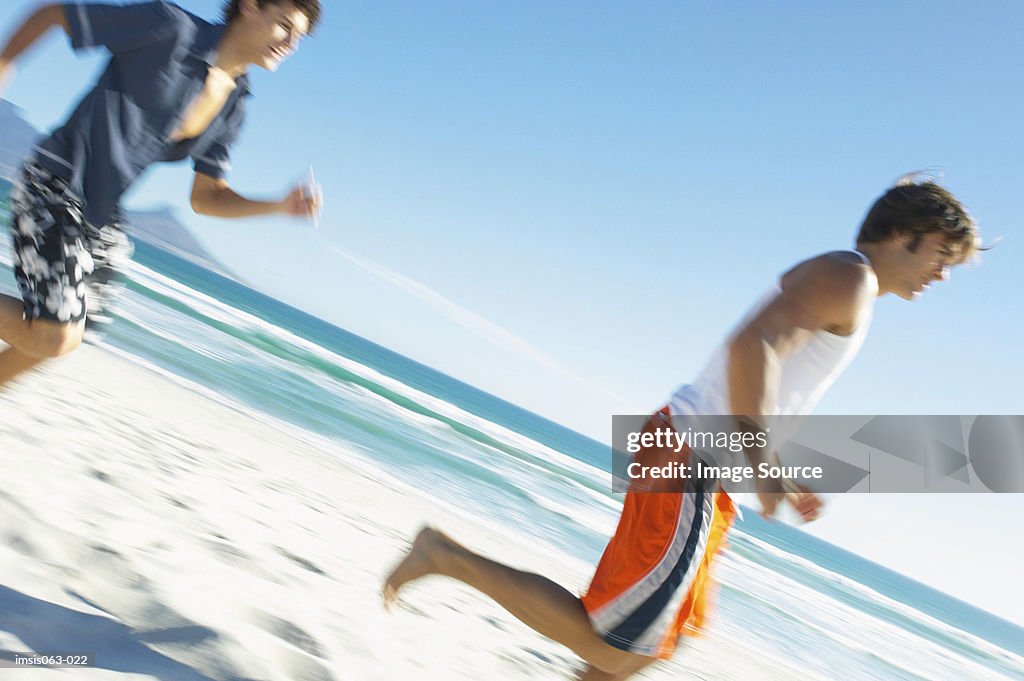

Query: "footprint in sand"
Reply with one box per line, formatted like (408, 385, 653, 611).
(89, 468, 114, 484)
(3, 426, 45, 446)
(254, 613, 339, 680)
(281, 649, 336, 681)
(204, 537, 251, 564)
(275, 546, 328, 577)
(258, 613, 324, 657)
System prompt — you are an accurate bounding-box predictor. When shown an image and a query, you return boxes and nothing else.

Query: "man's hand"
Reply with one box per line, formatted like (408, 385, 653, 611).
(783, 487, 824, 522)
(279, 183, 322, 221)
(757, 479, 824, 523)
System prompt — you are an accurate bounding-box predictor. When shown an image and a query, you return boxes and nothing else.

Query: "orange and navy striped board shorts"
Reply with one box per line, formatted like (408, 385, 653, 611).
(582, 407, 737, 659)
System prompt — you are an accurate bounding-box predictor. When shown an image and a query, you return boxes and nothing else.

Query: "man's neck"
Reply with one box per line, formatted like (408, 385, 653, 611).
(856, 242, 895, 297)
(213, 23, 249, 79)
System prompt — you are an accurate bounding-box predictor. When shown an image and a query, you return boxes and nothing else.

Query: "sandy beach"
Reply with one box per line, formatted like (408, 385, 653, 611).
(0, 345, 813, 680)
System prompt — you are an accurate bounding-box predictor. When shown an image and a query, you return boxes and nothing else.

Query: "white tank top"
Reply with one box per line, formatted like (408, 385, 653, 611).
(669, 251, 872, 420)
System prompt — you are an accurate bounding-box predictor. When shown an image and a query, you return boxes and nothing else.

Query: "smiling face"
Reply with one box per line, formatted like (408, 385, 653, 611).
(236, 0, 311, 71)
(855, 179, 980, 301)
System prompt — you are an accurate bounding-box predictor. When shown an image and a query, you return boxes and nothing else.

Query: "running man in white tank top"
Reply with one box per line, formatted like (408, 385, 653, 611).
(383, 176, 983, 680)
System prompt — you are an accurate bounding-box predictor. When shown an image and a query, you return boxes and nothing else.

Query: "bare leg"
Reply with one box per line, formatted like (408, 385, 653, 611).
(0, 294, 83, 389)
(383, 527, 649, 675)
(575, 656, 655, 680)
(0, 293, 40, 351)
(0, 346, 48, 386)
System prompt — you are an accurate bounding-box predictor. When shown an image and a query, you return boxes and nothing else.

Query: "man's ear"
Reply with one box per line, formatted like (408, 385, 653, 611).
(886, 231, 913, 252)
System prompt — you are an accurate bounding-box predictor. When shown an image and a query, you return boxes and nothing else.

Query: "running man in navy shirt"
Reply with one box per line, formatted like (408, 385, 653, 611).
(0, 0, 322, 386)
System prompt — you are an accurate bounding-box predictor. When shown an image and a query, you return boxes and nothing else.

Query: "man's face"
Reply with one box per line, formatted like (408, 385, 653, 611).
(894, 232, 957, 300)
(242, 1, 310, 71)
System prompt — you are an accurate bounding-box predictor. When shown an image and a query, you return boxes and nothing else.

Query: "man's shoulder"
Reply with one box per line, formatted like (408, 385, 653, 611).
(156, 1, 208, 25)
(97, 0, 189, 22)
(787, 251, 876, 291)
(152, 1, 201, 32)
(128, 1, 202, 39)
(146, 1, 220, 55)
(107, 1, 200, 41)
(779, 251, 877, 332)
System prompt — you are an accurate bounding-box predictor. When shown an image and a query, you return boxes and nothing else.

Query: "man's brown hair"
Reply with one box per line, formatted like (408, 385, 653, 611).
(222, 0, 321, 34)
(857, 174, 980, 263)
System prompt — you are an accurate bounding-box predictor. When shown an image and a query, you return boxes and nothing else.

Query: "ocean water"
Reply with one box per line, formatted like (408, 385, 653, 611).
(0, 215, 1022, 680)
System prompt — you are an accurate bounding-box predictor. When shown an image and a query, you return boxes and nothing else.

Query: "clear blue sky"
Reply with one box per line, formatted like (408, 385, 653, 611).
(2, 1, 1022, 626)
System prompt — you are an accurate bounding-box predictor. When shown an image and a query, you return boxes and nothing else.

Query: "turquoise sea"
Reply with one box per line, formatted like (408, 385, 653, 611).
(1, 208, 1022, 680)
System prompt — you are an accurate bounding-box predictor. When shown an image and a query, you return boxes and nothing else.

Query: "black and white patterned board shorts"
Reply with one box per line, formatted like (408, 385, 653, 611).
(8, 162, 133, 335)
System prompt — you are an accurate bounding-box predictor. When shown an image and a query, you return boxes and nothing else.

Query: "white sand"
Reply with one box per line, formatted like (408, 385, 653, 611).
(0, 346, 812, 680)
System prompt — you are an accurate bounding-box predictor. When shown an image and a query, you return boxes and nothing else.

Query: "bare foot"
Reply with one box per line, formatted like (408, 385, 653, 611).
(382, 526, 449, 611)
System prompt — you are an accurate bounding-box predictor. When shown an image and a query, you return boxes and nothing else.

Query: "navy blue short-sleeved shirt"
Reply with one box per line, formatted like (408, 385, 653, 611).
(33, 1, 252, 227)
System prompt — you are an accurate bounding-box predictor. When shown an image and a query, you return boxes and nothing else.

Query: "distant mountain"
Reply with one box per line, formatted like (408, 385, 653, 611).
(0, 100, 238, 279)
(124, 205, 239, 279)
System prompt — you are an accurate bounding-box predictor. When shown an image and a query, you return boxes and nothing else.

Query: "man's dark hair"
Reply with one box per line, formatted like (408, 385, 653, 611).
(222, 0, 322, 34)
(857, 174, 980, 263)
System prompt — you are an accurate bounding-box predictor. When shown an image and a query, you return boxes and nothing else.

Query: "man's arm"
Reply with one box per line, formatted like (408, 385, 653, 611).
(728, 253, 876, 519)
(0, 4, 69, 91)
(191, 172, 319, 219)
